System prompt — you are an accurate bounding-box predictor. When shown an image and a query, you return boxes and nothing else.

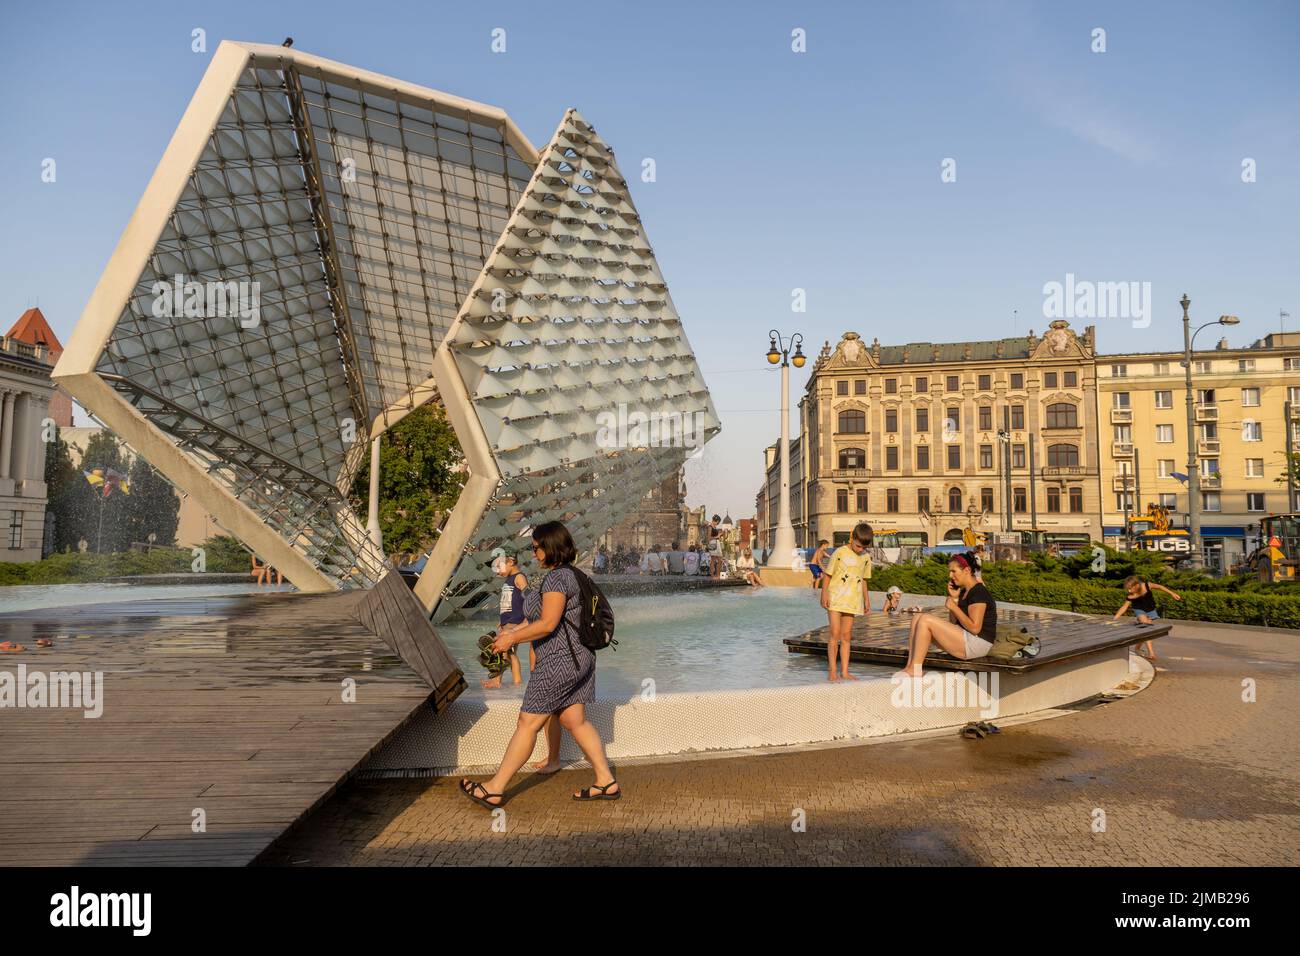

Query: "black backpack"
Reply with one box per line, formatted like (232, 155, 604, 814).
(550, 564, 617, 663)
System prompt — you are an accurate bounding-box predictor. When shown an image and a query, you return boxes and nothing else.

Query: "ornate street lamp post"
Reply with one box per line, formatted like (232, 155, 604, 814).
(765, 330, 805, 568)
(1180, 293, 1238, 570)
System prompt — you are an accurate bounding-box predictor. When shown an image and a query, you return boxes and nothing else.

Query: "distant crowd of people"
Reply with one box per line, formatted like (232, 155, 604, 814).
(590, 516, 764, 586)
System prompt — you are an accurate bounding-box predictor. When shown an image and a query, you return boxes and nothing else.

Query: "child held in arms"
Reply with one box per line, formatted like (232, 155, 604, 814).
(480, 550, 530, 688)
(820, 523, 873, 682)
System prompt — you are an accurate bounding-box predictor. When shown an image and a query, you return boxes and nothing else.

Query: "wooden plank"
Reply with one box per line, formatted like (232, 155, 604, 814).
(0, 589, 445, 866)
(782, 607, 1171, 674)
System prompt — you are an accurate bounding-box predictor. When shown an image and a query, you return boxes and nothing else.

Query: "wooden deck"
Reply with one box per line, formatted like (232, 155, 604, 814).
(783, 608, 1171, 674)
(0, 588, 463, 866)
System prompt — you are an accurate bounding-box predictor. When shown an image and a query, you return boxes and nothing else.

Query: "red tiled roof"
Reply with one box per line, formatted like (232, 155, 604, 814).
(6, 307, 63, 355)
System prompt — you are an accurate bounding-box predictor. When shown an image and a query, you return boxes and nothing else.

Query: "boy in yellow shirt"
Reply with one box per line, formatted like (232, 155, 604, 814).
(820, 523, 873, 681)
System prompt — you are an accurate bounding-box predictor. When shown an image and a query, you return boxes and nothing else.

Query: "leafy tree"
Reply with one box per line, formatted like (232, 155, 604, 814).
(122, 456, 180, 549)
(44, 430, 84, 554)
(348, 404, 466, 555)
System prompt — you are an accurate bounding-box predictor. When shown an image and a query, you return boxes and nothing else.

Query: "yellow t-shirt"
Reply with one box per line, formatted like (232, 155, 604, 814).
(824, 545, 871, 614)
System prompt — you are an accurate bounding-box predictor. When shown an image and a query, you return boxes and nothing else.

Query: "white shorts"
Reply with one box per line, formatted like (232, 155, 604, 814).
(962, 631, 993, 660)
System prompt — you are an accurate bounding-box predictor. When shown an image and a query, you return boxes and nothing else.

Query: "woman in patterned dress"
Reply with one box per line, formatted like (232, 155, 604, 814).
(460, 521, 620, 808)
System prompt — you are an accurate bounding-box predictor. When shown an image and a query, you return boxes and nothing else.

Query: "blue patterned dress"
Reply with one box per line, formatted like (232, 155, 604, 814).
(521, 566, 596, 714)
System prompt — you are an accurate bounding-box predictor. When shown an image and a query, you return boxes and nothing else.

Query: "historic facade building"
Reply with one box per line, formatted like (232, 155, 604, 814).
(758, 321, 1103, 550)
(600, 466, 690, 551)
(0, 333, 55, 561)
(1097, 331, 1300, 570)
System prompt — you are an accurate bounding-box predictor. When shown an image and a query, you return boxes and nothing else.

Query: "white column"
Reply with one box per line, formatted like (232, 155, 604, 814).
(366, 435, 383, 550)
(0, 391, 13, 479)
(769, 361, 797, 568)
(26, 395, 48, 485)
(9, 393, 30, 482)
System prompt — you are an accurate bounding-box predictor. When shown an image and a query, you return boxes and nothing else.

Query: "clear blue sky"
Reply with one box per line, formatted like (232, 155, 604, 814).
(2, 0, 1297, 520)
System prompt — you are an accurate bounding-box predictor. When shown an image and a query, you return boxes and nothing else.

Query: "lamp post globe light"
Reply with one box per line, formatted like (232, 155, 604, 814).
(1180, 293, 1239, 570)
(766, 330, 805, 569)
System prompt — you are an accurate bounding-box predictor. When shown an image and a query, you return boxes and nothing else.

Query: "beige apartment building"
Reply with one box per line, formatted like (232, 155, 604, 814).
(1097, 331, 1300, 570)
(757, 320, 1103, 551)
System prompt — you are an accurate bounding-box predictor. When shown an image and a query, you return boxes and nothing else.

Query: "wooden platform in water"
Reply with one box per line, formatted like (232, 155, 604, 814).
(783, 608, 1171, 674)
(0, 588, 463, 866)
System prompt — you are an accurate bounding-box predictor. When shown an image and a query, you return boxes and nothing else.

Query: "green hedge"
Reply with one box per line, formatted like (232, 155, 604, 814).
(0, 535, 251, 587)
(872, 553, 1300, 629)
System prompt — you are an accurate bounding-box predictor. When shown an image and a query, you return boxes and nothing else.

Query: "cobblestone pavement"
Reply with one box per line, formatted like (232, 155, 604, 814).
(263, 623, 1299, 866)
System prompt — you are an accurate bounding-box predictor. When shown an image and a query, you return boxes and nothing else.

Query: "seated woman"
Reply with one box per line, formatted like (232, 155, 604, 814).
(735, 547, 763, 587)
(898, 552, 996, 677)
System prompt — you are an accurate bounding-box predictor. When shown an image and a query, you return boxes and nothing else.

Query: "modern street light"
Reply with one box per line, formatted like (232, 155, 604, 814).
(765, 330, 805, 568)
(1180, 293, 1239, 570)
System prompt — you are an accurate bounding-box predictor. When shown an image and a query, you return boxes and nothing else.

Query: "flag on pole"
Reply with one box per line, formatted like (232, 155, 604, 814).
(83, 468, 131, 498)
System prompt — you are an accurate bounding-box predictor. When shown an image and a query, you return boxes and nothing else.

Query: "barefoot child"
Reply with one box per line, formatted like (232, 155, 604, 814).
(481, 551, 528, 688)
(820, 523, 873, 681)
(1113, 575, 1181, 659)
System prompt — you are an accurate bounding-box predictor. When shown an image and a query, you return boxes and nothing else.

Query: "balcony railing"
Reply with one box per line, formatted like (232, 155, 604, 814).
(1198, 439, 1220, 455)
(829, 468, 871, 479)
(1111, 442, 1134, 457)
(1195, 404, 1218, 421)
(1200, 474, 1222, 490)
(1109, 408, 1133, 424)
(1042, 466, 1088, 477)
(1112, 476, 1136, 491)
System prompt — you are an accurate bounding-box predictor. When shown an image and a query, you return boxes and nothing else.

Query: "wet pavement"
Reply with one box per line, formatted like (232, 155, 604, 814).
(263, 620, 1299, 866)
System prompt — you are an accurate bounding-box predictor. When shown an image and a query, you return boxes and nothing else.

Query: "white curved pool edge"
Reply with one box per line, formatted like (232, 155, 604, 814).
(367, 642, 1147, 776)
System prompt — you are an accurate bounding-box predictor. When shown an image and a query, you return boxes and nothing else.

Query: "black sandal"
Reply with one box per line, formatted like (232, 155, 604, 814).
(459, 778, 504, 810)
(573, 781, 621, 801)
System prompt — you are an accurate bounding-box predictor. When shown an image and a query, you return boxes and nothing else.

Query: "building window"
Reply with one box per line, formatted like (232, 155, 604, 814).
(1195, 360, 1212, 374)
(1202, 492, 1221, 512)
(1013, 487, 1027, 513)
(1046, 487, 1061, 513)
(1047, 443, 1079, 467)
(837, 380, 849, 396)
(1242, 387, 1260, 407)
(1245, 458, 1264, 478)
(8, 511, 21, 550)
(1154, 390, 1172, 409)
(916, 407, 929, 432)
(915, 376, 928, 393)
(1064, 371, 1077, 387)
(855, 379, 867, 395)
(838, 447, 865, 469)
(1044, 372, 1058, 388)
(836, 489, 849, 513)
(1012, 444, 1025, 468)
(1111, 364, 1127, 378)
(981, 487, 994, 513)
(1287, 358, 1300, 371)
(979, 406, 992, 430)
(916, 445, 930, 470)
(917, 488, 930, 513)
(948, 487, 962, 512)
(1010, 373, 1024, 389)
(1116, 492, 1135, 511)
(947, 445, 961, 469)
(946, 375, 959, 392)
(1113, 391, 1130, 408)
(1247, 492, 1266, 512)
(885, 488, 898, 513)
(1011, 405, 1025, 429)
(857, 489, 870, 512)
(885, 408, 898, 432)
(1114, 424, 1132, 443)
(838, 409, 866, 433)
(1154, 362, 1170, 376)
(1239, 358, 1256, 373)
(1158, 492, 1177, 509)
(1069, 487, 1084, 513)
(978, 374, 991, 390)
(979, 444, 993, 469)
(885, 377, 897, 394)
(1045, 402, 1077, 428)
(886, 446, 899, 470)
(1155, 424, 1174, 443)
(1158, 459, 1176, 478)
(946, 407, 960, 431)
(1243, 420, 1262, 442)
(1289, 385, 1300, 404)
